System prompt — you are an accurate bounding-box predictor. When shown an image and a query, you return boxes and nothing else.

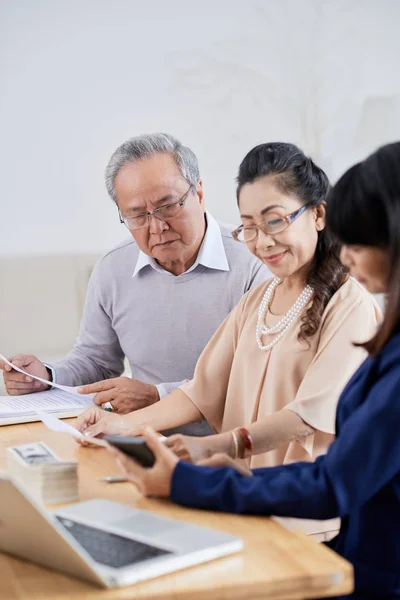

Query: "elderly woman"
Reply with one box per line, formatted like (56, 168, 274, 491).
(76, 143, 379, 537)
(109, 142, 400, 600)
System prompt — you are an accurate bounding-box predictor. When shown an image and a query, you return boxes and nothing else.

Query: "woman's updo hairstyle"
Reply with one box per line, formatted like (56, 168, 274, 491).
(237, 142, 348, 343)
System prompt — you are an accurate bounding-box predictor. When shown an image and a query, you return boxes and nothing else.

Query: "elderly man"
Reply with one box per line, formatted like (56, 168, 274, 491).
(1, 133, 269, 435)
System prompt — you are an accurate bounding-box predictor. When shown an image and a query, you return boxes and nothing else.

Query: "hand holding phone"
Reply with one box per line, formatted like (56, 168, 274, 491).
(104, 435, 155, 467)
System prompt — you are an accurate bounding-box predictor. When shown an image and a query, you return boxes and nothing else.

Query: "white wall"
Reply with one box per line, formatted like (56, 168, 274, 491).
(1, 0, 400, 256)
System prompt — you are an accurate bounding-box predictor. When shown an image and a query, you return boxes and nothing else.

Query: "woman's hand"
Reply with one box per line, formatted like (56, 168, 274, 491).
(198, 453, 253, 477)
(74, 406, 135, 445)
(164, 434, 212, 463)
(78, 377, 159, 414)
(109, 427, 179, 497)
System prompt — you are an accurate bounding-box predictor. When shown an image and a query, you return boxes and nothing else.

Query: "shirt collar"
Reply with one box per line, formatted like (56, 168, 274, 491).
(132, 211, 230, 277)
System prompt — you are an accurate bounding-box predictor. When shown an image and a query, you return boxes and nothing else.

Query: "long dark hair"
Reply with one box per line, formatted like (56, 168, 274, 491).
(327, 142, 400, 355)
(236, 142, 348, 344)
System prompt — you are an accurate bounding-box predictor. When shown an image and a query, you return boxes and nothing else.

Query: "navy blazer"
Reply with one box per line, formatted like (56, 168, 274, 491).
(171, 331, 400, 599)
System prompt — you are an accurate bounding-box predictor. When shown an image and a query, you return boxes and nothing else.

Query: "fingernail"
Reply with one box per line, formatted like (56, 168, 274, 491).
(25, 376, 32, 382)
(77, 387, 83, 393)
(84, 431, 93, 437)
(34, 381, 41, 388)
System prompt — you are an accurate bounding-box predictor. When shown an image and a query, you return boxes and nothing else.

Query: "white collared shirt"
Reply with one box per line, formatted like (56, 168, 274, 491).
(132, 212, 230, 278)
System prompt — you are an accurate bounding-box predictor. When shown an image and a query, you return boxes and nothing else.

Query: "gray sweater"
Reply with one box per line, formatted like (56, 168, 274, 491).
(51, 219, 270, 434)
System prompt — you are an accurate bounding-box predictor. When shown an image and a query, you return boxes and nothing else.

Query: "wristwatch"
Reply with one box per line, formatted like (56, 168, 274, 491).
(45, 366, 53, 382)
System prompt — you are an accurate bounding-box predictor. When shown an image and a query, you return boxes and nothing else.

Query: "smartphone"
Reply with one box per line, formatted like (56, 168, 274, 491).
(104, 435, 155, 467)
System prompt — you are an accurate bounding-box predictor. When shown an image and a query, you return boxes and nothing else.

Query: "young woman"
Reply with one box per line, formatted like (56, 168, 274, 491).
(109, 142, 400, 599)
(76, 143, 379, 537)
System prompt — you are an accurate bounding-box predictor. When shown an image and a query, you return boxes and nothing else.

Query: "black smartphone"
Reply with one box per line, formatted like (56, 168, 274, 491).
(104, 435, 155, 468)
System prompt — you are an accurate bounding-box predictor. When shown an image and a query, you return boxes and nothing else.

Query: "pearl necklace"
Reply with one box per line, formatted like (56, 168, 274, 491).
(256, 277, 313, 352)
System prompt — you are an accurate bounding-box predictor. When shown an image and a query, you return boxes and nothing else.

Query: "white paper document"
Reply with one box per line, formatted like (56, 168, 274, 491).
(0, 389, 94, 419)
(0, 354, 96, 425)
(38, 411, 108, 447)
(0, 354, 90, 397)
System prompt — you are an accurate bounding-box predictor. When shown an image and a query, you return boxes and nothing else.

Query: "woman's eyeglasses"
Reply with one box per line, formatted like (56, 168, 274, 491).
(232, 203, 312, 243)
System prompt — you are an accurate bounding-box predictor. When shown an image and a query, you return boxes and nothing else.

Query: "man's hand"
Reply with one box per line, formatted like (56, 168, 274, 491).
(74, 406, 138, 444)
(0, 354, 50, 395)
(77, 377, 159, 414)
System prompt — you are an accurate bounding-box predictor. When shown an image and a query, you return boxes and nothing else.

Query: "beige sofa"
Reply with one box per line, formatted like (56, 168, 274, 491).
(0, 254, 99, 394)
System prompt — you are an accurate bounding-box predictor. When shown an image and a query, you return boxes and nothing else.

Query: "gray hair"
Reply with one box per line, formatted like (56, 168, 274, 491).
(105, 133, 200, 204)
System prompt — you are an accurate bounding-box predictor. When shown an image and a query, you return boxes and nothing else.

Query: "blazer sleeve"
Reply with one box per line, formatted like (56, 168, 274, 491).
(171, 358, 400, 520)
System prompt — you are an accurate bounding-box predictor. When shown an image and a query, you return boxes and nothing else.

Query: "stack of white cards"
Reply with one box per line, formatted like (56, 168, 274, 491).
(7, 442, 79, 504)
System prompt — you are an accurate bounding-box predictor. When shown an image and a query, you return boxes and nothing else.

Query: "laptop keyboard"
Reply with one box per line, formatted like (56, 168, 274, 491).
(56, 516, 172, 569)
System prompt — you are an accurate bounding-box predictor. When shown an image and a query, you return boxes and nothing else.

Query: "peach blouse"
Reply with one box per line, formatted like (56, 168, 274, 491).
(180, 277, 381, 469)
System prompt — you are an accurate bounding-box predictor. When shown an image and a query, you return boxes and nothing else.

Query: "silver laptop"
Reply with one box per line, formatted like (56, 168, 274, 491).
(0, 474, 243, 588)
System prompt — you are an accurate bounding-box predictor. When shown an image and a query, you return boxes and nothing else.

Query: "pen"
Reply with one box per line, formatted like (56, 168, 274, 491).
(99, 475, 127, 483)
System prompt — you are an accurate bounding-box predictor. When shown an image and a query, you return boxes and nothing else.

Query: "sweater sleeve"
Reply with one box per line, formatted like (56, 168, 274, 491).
(49, 261, 125, 386)
(171, 359, 400, 520)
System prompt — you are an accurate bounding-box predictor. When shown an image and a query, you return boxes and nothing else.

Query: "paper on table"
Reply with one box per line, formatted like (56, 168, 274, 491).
(0, 354, 94, 399)
(0, 389, 93, 419)
(38, 411, 109, 448)
(39, 411, 167, 447)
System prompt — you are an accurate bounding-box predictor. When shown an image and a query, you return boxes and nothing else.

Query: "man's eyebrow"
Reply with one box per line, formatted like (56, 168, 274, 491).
(240, 204, 285, 219)
(125, 205, 146, 214)
(153, 194, 174, 206)
(125, 194, 175, 213)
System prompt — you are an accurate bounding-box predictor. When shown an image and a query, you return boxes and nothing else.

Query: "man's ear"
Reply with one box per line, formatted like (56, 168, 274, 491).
(196, 180, 204, 206)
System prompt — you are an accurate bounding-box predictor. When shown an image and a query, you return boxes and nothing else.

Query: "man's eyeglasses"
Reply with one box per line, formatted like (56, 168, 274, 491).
(119, 185, 194, 231)
(232, 202, 313, 243)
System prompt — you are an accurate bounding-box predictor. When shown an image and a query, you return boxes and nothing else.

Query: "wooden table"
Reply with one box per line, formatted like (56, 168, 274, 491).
(0, 421, 353, 599)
